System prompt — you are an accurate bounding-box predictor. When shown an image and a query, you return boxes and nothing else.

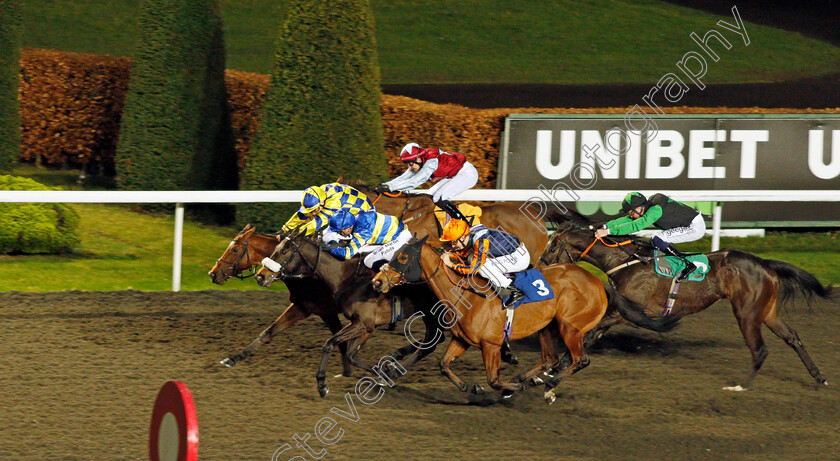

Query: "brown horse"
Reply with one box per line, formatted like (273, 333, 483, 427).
(541, 220, 834, 389)
(254, 228, 442, 397)
(208, 224, 354, 376)
(372, 236, 610, 404)
(353, 185, 555, 268)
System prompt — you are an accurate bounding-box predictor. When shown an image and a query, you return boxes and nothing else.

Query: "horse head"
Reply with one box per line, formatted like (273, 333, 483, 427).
(372, 235, 428, 293)
(209, 224, 258, 284)
(540, 224, 585, 265)
(255, 227, 321, 287)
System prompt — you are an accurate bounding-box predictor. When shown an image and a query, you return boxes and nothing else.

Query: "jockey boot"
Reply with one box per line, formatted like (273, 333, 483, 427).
(501, 285, 527, 309)
(662, 244, 697, 280)
(435, 199, 469, 223)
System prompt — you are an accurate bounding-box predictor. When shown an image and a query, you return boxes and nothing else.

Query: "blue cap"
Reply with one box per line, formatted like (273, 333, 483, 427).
(328, 210, 356, 232)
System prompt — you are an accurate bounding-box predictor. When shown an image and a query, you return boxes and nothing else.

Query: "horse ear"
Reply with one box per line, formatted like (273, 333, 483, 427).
(336, 176, 344, 183)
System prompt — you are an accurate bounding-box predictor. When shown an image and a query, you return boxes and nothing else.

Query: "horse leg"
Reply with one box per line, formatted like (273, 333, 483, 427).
(342, 330, 377, 374)
(480, 340, 526, 395)
(501, 340, 519, 365)
(764, 315, 827, 386)
(390, 308, 447, 374)
(321, 313, 353, 377)
(583, 311, 624, 350)
(728, 297, 769, 390)
(220, 303, 310, 367)
(512, 328, 559, 388)
(316, 321, 367, 398)
(544, 321, 590, 405)
(440, 337, 483, 395)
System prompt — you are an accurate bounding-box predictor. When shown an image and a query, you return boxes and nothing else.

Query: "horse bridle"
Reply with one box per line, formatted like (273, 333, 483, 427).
(215, 237, 256, 281)
(543, 231, 650, 276)
(262, 233, 323, 283)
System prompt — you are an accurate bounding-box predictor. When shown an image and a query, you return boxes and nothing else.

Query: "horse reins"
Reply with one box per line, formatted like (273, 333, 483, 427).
(215, 237, 256, 280)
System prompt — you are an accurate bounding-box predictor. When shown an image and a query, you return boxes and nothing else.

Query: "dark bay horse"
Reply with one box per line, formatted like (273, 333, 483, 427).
(254, 229, 441, 398)
(541, 222, 835, 389)
(208, 224, 354, 376)
(371, 236, 611, 404)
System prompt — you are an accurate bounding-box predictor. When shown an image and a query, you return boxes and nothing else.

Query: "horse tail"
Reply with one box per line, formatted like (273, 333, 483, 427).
(605, 283, 681, 332)
(761, 258, 836, 306)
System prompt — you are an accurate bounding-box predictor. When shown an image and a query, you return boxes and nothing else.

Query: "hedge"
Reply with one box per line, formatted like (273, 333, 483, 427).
(0, 0, 22, 172)
(0, 175, 80, 254)
(114, 0, 236, 192)
(237, 0, 388, 230)
(16, 49, 840, 189)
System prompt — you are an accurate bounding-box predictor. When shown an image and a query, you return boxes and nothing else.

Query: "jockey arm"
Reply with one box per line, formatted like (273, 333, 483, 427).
(384, 158, 439, 191)
(606, 205, 663, 235)
(451, 238, 489, 276)
(282, 210, 334, 236)
(328, 225, 373, 260)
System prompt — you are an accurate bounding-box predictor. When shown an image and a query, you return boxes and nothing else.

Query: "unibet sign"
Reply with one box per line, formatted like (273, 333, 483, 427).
(499, 115, 840, 225)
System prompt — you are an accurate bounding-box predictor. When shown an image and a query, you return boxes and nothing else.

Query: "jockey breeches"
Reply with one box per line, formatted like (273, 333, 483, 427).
(477, 243, 531, 288)
(428, 162, 479, 202)
(360, 229, 412, 269)
(653, 214, 706, 244)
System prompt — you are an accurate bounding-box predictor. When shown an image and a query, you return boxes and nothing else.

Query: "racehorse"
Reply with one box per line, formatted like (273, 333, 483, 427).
(372, 236, 615, 404)
(541, 220, 835, 389)
(253, 228, 442, 397)
(209, 224, 354, 376)
(352, 183, 557, 267)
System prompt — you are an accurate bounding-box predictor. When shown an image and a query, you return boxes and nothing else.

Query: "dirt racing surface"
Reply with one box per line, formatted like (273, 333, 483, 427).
(1, 290, 839, 460)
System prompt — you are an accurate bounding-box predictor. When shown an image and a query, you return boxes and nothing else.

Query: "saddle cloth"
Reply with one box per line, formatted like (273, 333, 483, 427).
(653, 251, 710, 281)
(505, 268, 555, 309)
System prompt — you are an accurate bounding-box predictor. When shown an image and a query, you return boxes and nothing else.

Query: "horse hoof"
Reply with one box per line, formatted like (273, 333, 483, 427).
(502, 354, 519, 365)
(722, 385, 747, 392)
(220, 357, 235, 367)
(544, 390, 556, 405)
(501, 390, 515, 399)
(318, 386, 329, 398)
(471, 385, 485, 395)
(529, 376, 544, 386)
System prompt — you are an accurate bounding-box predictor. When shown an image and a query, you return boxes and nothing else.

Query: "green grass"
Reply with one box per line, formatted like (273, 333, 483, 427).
(20, 0, 840, 84)
(2, 167, 284, 292)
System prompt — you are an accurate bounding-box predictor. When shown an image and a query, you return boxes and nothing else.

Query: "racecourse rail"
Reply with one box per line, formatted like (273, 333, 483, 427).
(4, 189, 840, 291)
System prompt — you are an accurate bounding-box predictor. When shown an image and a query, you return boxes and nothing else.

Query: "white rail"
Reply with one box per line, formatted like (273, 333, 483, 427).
(2, 189, 839, 291)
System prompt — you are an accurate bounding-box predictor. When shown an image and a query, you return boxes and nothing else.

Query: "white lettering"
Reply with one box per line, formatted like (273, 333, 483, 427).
(730, 130, 768, 178)
(535, 130, 575, 179)
(645, 130, 685, 179)
(687, 130, 726, 179)
(808, 130, 840, 180)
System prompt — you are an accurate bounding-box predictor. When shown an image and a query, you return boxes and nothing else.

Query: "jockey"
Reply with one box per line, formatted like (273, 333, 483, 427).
(376, 142, 478, 222)
(280, 183, 373, 238)
(440, 219, 529, 309)
(594, 192, 706, 280)
(326, 209, 412, 271)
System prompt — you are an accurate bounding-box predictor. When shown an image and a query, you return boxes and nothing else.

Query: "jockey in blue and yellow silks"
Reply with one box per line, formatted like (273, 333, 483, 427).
(281, 183, 373, 236)
(326, 209, 412, 271)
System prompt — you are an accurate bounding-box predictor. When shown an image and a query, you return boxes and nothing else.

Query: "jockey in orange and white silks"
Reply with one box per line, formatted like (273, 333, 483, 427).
(280, 183, 373, 237)
(377, 142, 478, 222)
(440, 219, 529, 309)
(325, 209, 411, 271)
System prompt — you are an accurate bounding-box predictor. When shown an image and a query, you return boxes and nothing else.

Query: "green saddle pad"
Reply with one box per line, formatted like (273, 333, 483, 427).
(653, 251, 710, 281)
